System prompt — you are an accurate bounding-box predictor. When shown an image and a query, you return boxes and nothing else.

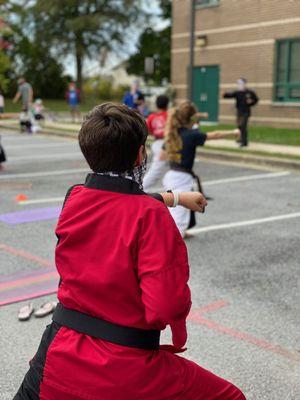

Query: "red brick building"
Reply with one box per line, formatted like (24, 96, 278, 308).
(172, 0, 300, 127)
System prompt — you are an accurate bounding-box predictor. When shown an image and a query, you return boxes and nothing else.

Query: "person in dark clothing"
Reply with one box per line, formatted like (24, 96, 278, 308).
(223, 78, 259, 147)
(0, 135, 6, 170)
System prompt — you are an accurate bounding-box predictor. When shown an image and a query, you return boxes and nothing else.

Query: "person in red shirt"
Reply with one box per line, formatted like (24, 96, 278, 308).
(14, 103, 245, 400)
(143, 95, 169, 191)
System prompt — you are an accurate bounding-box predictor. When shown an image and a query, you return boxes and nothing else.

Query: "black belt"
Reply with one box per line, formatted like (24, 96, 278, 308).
(52, 303, 160, 350)
(170, 163, 203, 193)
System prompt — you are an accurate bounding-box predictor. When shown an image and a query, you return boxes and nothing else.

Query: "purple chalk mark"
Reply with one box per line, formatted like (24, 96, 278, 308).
(0, 206, 61, 225)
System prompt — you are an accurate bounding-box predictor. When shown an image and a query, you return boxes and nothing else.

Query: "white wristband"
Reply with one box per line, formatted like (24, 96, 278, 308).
(173, 191, 179, 207)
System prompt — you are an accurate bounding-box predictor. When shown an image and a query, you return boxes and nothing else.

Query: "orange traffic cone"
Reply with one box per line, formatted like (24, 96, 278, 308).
(15, 193, 28, 202)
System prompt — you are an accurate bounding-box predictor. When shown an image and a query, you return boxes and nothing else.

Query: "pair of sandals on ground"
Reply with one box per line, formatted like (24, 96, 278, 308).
(18, 301, 57, 321)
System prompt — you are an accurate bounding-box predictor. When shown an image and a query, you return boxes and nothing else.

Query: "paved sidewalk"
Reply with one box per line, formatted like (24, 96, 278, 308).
(207, 139, 300, 157)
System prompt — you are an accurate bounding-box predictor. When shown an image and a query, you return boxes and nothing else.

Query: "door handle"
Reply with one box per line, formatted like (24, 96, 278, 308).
(200, 93, 208, 101)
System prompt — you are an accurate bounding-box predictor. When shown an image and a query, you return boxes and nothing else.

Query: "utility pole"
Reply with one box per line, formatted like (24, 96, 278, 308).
(188, 0, 196, 101)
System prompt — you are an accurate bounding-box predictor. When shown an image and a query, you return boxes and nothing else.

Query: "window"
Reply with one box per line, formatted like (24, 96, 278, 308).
(275, 38, 300, 102)
(195, 0, 220, 9)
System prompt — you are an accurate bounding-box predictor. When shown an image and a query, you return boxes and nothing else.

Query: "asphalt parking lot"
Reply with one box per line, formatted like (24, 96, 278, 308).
(0, 129, 299, 400)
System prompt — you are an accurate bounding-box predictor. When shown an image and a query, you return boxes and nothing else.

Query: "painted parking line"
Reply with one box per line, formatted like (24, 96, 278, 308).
(0, 168, 88, 180)
(5, 142, 78, 150)
(0, 270, 58, 292)
(0, 244, 58, 306)
(188, 301, 300, 363)
(8, 152, 83, 163)
(18, 197, 64, 205)
(0, 288, 58, 306)
(203, 171, 290, 186)
(188, 212, 300, 235)
(149, 171, 291, 192)
(0, 243, 52, 267)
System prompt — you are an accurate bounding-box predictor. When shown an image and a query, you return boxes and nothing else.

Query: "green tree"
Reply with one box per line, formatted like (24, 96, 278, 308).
(126, 27, 171, 84)
(0, 15, 13, 92)
(126, 0, 171, 84)
(0, 14, 70, 98)
(29, 0, 148, 92)
(0, 52, 11, 92)
(159, 0, 171, 19)
(14, 37, 71, 98)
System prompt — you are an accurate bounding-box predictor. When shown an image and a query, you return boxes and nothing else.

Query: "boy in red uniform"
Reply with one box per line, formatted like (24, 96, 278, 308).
(143, 95, 169, 191)
(14, 103, 245, 400)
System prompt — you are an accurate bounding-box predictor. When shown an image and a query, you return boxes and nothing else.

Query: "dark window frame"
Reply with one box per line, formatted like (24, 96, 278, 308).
(275, 38, 300, 103)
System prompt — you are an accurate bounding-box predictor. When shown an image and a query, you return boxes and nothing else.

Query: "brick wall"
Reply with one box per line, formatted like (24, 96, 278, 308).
(172, 0, 300, 128)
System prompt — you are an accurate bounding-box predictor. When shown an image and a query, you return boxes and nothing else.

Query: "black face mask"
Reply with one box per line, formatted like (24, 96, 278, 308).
(132, 154, 147, 190)
(95, 155, 147, 191)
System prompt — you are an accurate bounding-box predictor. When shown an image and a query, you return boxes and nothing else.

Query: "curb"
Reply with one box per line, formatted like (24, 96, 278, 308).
(0, 123, 78, 139)
(199, 148, 300, 171)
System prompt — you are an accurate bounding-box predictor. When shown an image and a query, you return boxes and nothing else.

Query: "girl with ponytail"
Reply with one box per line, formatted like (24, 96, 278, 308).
(163, 101, 240, 236)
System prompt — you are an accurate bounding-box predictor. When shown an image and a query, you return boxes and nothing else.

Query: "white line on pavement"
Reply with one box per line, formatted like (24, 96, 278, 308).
(5, 142, 78, 150)
(19, 197, 65, 205)
(203, 171, 290, 186)
(188, 212, 300, 235)
(8, 152, 83, 162)
(0, 168, 88, 180)
(148, 171, 291, 192)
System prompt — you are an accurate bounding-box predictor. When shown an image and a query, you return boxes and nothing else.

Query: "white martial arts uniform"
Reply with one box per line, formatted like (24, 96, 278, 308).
(162, 126, 207, 236)
(143, 139, 166, 191)
(163, 170, 194, 236)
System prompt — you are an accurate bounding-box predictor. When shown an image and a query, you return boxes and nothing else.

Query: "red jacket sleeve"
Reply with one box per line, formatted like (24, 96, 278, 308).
(146, 114, 154, 135)
(137, 202, 192, 348)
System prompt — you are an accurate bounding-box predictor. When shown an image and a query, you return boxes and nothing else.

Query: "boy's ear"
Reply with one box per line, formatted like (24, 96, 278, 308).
(135, 145, 144, 166)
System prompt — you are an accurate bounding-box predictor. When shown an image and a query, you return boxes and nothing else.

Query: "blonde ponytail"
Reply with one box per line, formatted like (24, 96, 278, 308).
(165, 108, 182, 163)
(165, 101, 198, 163)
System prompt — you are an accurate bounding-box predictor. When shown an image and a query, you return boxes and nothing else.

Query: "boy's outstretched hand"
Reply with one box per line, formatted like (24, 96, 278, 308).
(179, 191, 207, 213)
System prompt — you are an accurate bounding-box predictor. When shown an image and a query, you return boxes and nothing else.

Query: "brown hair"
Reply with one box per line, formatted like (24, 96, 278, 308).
(79, 103, 148, 172)
(165, 101, 198, 162)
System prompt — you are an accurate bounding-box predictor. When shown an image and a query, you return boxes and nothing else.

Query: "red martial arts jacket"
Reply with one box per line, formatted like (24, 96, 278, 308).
(39, 173, 193, 399)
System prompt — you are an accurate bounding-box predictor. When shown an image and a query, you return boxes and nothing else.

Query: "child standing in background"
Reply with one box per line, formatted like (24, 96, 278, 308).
(66, 82, 80, 122)
(19, 107, 34, 133)
(33, 99, 45, 121)
(143, 95, 169, 191)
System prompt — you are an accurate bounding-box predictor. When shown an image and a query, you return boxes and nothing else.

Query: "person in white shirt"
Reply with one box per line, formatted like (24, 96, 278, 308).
(0, 91, 4, 114)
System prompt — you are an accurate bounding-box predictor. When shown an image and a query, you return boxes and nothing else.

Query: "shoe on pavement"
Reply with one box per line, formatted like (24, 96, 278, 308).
(18, 303, 34, 321)
(34, 301, 57, 318)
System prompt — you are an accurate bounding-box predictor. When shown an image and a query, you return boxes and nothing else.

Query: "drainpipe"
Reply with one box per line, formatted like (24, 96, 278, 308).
(188, 0, 196, 101)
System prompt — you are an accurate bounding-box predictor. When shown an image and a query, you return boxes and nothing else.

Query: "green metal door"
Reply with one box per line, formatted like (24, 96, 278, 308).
(192, 66, 220, 122)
